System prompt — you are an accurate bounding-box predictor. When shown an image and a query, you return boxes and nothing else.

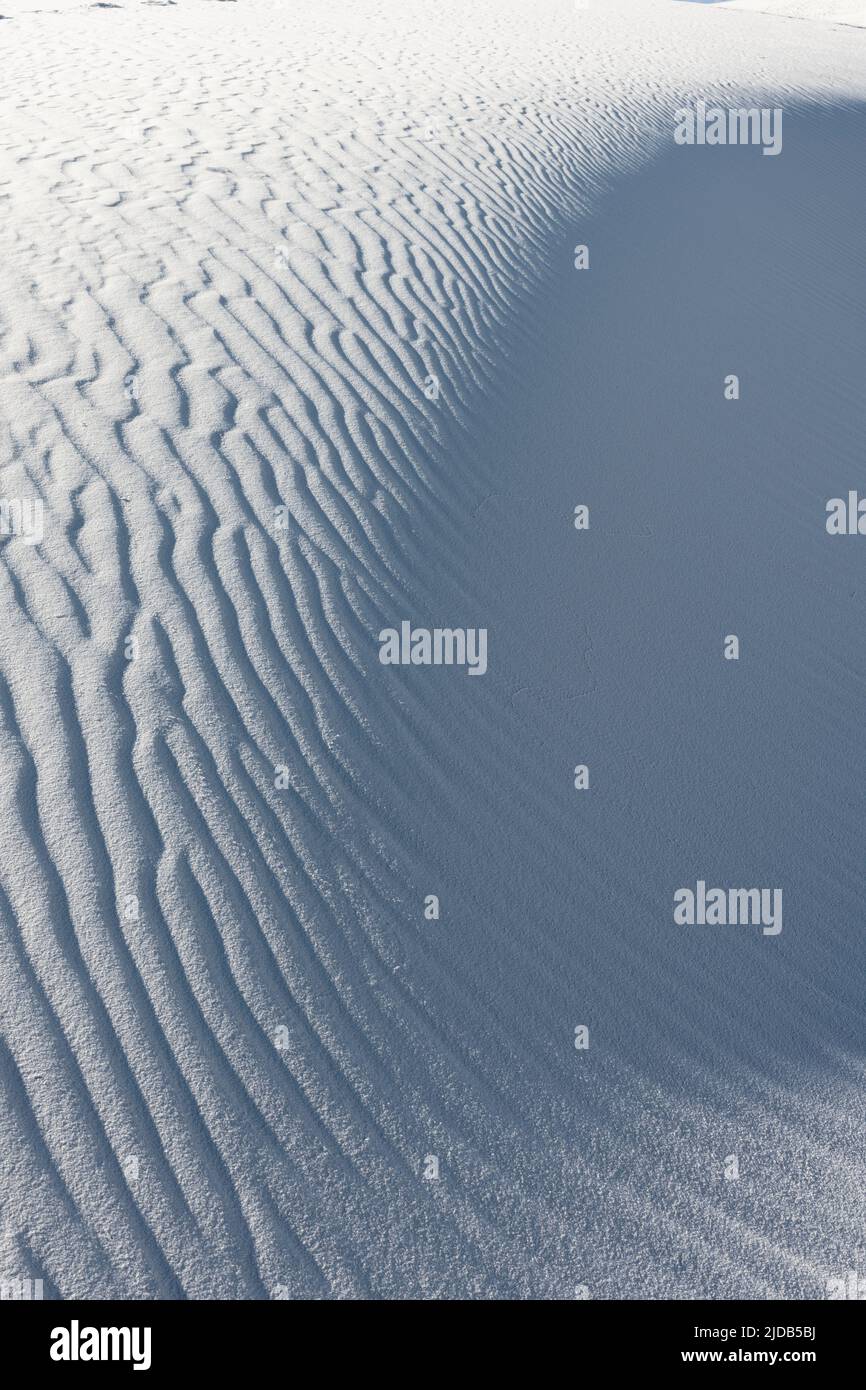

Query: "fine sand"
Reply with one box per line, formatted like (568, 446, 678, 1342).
(1, 0, 865, 1298)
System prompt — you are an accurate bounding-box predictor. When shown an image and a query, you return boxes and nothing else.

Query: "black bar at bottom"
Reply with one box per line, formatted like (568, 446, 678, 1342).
(3, 1297, 861, 1376)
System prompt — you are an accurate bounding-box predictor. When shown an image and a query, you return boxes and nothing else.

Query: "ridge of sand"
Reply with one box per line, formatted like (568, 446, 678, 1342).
(1, 0, 865, 1297)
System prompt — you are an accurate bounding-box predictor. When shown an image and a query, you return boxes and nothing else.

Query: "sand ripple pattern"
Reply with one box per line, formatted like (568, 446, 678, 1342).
(0, 0, 864, 1297)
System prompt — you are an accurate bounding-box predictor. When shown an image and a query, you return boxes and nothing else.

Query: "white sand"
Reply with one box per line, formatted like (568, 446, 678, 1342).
(723, 0, 866, 26)
(1, 0, 865, 1298)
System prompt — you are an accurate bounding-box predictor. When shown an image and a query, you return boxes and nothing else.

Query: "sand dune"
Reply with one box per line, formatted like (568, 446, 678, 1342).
(722, 1, 866, 28)
(1, 0, 865, 1299)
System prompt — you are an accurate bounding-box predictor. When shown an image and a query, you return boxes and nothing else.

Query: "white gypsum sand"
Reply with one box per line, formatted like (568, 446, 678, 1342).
(0, 0, 865, 1299)
(722, 0, 866, 27)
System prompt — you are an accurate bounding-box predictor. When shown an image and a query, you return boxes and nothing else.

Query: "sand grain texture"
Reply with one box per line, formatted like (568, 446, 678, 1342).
(0, 0, 865, 1299)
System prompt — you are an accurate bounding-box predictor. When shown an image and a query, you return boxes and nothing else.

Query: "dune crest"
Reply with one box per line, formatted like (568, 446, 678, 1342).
(1, 0, 865, 1299)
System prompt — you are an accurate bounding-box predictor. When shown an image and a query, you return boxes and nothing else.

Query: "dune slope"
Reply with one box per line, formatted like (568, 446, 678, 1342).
(0, 0, 865, 1298)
